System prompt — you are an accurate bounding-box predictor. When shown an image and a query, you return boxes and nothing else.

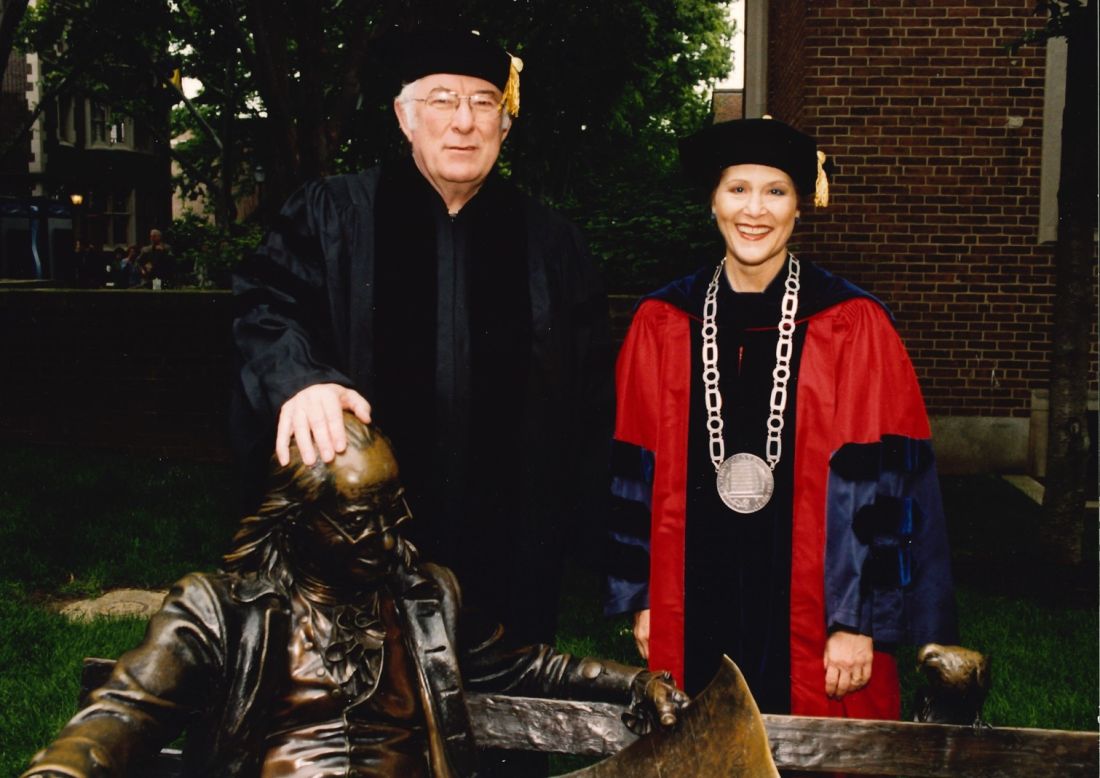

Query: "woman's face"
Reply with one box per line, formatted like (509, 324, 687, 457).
(711, 164, 799, 273)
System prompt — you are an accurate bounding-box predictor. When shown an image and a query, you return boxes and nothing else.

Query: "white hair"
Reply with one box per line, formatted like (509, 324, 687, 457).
(396, 78, 512, 132)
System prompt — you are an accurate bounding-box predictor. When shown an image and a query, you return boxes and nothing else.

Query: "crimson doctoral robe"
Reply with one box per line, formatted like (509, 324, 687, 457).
(606, 258, 957, 717)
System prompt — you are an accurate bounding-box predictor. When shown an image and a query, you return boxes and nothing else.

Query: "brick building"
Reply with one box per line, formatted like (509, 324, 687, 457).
(747, 0, 1096, 473)
(0, 49, 172, 281)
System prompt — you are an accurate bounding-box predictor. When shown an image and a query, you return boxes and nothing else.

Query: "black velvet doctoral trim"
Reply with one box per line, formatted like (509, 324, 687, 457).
(646, 254, 884, 323)
(372, 158, 441, 487)
(453, 169, 532, 625)
(681, 263, 804, 711)
(372, 158, 532, 631)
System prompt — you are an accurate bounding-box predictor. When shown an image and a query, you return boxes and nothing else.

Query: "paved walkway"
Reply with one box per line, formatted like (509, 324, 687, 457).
(1002, 473, 1100, 509)
(60, 588, 168, 621)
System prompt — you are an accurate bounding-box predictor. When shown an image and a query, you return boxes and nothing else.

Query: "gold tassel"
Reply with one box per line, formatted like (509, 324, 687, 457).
(814, 150, 829, 207)
(502, 54, 523, 117)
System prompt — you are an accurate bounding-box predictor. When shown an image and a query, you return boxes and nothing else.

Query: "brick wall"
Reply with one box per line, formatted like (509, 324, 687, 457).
(766, 0, 1097, 417)
(768, 0, 806, 123)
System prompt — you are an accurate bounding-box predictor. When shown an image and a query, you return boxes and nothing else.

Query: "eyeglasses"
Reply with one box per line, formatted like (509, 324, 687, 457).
(317, 494, 413, 545)
(409, 88, 503, 118)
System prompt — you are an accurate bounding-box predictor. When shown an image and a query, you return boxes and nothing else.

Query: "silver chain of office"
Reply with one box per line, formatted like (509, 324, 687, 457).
(703, 254, 801, 493)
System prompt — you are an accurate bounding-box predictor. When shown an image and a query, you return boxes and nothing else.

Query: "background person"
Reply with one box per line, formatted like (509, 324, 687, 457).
(139, 228, 175, 288)
(605, 118, 958, 721)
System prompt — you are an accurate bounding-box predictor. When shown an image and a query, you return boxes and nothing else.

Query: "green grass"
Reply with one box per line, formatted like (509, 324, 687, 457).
(954, 587, 1097, 730)
(0, 589, 147, 777)
(0, 446, 1096, 775)
(0, 445, 239, 595)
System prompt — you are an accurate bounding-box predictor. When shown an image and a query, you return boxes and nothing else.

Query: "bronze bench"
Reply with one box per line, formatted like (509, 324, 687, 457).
(77, 656, 1098, 777)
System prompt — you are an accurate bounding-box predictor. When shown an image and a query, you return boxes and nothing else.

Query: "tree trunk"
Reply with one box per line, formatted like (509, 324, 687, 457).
(245, 0, 298, 209)
(214, 57, 240, 229)
(1041, 0, 1097, 565)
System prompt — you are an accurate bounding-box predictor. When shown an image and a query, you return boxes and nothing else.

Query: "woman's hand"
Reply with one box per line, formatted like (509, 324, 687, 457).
(823, 630, 873, 699)
(633, 609, 651, 660)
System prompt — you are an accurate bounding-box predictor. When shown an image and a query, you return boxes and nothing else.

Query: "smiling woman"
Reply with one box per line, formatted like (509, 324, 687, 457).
(710, 164, 800, 290)
(605, 118, 959, 730)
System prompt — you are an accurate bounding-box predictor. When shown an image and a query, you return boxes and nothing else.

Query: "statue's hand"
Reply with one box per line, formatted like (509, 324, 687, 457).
(622, 670, 689, 735)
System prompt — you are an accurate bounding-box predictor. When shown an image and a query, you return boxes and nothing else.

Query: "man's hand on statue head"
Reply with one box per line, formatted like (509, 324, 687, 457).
(277, 384, 372, 466)
(623, 670, 689, 736)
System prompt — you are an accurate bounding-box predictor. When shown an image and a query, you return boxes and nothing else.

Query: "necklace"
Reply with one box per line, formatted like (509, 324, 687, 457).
(702, 254, 800, 513)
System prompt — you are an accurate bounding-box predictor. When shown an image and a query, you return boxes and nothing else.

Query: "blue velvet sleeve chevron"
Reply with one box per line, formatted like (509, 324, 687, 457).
(604, 440, 655, 617)
(825, 435, 959, 646)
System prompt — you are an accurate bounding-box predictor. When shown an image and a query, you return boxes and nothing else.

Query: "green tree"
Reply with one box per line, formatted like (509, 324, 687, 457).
(3, 0, 176, 170)
(1011, 0, 1097, 564)
(17, 0, 731, 209)
(14, 0, 732, 288)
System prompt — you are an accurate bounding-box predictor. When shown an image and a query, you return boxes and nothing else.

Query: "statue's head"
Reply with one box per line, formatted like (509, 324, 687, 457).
(225, 414, 415, 588)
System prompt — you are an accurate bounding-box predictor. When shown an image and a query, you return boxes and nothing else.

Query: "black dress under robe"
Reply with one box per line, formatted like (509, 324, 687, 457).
(681, 269, 804, 708)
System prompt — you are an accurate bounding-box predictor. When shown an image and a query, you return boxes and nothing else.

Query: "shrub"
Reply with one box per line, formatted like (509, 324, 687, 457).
(166, 214, 264, 289)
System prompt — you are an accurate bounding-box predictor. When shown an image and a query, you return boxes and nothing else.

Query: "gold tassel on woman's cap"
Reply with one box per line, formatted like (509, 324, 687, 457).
(502, 54, 522, 116)
(814, 150, 829, 207)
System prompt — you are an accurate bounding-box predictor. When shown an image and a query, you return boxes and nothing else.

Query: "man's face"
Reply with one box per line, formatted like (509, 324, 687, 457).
(395, 74, 510, 198)
(149, 230, 162, 246)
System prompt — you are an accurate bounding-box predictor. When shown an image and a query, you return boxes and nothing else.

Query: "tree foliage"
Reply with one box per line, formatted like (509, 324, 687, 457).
(17, 1, 731, 226)
(167, 212, 264, 288)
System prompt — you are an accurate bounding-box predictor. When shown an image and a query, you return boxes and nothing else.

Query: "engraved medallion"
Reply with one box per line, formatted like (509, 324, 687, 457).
(716, 453, 774, 514)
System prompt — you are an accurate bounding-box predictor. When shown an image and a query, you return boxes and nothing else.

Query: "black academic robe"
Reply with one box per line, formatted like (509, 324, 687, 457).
(232, 158, 613, 646)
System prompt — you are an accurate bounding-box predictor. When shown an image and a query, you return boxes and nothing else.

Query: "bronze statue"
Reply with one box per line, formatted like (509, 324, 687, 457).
(23, 416, 687, 777)
(913, 643, 991, 726)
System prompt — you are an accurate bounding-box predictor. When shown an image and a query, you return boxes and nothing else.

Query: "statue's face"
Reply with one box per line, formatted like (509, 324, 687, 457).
(287, 434, 413, 586)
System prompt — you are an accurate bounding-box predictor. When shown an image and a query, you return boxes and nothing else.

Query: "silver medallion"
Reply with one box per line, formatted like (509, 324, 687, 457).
(716, 453, 774, 514)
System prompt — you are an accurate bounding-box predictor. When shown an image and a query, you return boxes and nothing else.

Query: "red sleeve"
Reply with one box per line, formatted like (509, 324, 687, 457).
(790, 298, 928, 720)
(614, 301, 663, 451)
(613, 300, 692, 686)
(831, 298, 931, 443)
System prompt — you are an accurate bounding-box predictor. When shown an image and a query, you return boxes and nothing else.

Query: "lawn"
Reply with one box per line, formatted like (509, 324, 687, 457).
(0, 445, 1096, 776)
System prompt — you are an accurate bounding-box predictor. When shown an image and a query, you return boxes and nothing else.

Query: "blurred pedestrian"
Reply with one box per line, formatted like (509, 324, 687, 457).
(139, 228, 175, 288)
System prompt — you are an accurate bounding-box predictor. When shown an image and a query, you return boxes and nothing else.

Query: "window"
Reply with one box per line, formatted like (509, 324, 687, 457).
(57, 95, 76, 145)
(85, 189, 134, 247)
(86, 101, 133, 149)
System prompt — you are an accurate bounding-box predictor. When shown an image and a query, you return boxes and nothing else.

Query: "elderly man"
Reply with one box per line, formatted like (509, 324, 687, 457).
(23, 416, 685, 778)
(232, 29, 611, 664)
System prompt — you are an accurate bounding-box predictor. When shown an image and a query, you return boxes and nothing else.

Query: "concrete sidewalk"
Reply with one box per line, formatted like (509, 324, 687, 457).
(60, 589, 167, 621)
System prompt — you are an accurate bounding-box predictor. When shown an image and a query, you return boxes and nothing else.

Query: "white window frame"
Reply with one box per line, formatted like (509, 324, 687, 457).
(87, 188, 135, 247)
(85, 100, 134, 150)
(57, 94, 76, 145)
